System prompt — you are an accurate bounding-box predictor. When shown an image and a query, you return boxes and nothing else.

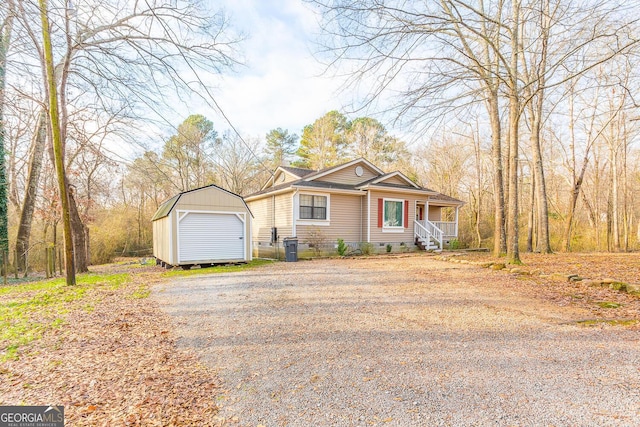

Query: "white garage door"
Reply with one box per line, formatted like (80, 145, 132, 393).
(178, 212, 244, 263)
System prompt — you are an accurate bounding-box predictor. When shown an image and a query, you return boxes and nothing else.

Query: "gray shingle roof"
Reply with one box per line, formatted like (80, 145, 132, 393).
(429, 192, 465, 205)
(280, 166, 316, 177)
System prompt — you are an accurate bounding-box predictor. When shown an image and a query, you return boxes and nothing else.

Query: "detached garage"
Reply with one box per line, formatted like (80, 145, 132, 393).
(152, 185, 252, 268)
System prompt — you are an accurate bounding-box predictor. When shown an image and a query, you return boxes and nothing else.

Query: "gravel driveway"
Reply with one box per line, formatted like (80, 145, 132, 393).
(152, 256, 640, 426)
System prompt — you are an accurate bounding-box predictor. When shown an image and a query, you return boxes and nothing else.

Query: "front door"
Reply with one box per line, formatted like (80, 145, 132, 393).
(416, 204, 424, 222)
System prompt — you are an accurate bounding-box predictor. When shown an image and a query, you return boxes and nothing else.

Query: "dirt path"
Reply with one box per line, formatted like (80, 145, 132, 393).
(153, 256, 640, 426)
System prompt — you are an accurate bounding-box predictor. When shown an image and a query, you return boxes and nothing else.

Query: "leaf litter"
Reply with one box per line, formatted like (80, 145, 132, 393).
(0, 266, 221, 426)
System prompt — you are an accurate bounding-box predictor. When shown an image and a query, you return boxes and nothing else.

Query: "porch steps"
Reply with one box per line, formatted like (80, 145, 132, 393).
(415, 237, 441, 252)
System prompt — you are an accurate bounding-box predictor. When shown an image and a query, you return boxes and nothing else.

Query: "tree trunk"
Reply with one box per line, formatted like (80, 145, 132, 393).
(506, 0, 521, 264)
(473, 131, 483, 249)
(488, 95, 506, 255)
(610, 138, 620, 251)
(530, 117, 551, 253)
(15, 113, 47, 272)
(40, 0, 76, 285)
(0, 3, 14, 256)
(526, 174, 535, 252)
(68, 186, 89, 272)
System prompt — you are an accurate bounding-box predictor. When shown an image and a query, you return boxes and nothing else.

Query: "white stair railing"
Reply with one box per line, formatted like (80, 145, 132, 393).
(414, 220, 444, 250)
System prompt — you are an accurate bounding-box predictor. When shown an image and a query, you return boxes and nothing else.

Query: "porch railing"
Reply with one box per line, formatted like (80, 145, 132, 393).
(414, 220, 443, 250)
(433, 221, 457, 237)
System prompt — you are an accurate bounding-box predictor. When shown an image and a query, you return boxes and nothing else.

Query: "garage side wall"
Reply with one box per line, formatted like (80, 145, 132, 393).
(152, 214, 173, 264)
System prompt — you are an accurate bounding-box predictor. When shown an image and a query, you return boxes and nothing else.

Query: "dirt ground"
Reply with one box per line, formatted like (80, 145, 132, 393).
(153, 254, 640, 426)
(2, 253, 639, 426)
(457, 251, 640, 322)
(460, 251, 640, 286)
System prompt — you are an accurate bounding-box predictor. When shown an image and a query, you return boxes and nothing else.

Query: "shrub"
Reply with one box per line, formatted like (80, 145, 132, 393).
(360, 242, 375, 255)
(306, 226, 327, 257)
(386, 244, 392, 253)
(337, 238, 348, 256)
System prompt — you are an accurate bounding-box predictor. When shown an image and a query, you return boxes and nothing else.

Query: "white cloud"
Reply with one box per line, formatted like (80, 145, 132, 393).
(202, 0, 352, 139)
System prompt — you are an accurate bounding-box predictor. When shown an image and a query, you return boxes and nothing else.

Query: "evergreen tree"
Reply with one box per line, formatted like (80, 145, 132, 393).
(265, 128, 298, 169)
(295, 110, 349, 169)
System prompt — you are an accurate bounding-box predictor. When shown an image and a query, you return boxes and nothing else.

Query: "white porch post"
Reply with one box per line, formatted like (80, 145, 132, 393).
(454, 206, 459, 237)
(424, 200, 429, 226)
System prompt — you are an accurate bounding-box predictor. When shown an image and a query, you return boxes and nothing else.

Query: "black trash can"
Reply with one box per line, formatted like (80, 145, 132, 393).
(283, 237, 298, 262)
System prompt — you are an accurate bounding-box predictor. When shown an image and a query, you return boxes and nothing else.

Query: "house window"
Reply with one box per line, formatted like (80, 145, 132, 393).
(300, 195, 327, 220)
(384, 199, 404, 228)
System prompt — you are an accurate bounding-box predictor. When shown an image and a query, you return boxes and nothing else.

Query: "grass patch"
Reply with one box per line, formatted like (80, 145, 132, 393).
(128, 286, 151, 299)
(0, 272, 130, 361)
(596, 301, 621, 309)
(161, 259, 273, 278)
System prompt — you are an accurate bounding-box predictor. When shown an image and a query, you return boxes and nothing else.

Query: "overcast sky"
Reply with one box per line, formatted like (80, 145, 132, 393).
(197, 0, 351, 140)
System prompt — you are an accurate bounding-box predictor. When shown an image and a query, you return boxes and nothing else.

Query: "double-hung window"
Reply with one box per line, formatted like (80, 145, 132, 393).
(383, 199, 404, 228)
(300, 194, 327, 220)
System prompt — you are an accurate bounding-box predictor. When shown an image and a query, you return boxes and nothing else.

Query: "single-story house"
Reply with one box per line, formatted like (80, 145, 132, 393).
(244, 158, 464, 258)
(152, 184, 253, 268)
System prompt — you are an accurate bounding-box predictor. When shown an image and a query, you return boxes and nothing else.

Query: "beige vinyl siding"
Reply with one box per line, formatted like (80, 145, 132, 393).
(368, 190, 417, 243)
(274, 193, 293, 237)
(315, 163, 378, 184)
(379, 175, 410, 186)
(296, 194, 364, 243)
(178, 187, 246, 212)
(152, 215, 172, 263)
(428, 205, 442, 221)
(247, 191, 293, 241)
(362, 195, 369, 243)
(266, 170, 304, 189)
(282, 171, 301, 184)
(248, 197, 274, 242)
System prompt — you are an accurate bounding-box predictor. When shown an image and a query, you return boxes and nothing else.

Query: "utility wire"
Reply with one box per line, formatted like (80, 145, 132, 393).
(144, 0, 276, 179)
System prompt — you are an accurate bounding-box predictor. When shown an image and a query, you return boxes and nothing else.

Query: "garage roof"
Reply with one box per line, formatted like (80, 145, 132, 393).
(151, 184, 252, 221)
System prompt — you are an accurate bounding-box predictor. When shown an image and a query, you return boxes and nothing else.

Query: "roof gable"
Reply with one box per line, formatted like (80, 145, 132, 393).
(261, 165, 316, 190)
(369, 171, 419, 188)
(304, 158, 383, 184)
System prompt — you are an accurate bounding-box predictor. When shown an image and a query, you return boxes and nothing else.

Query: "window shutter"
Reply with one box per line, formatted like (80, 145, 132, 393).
(404, 200, 409, 228)
(377, 198, 383, 228)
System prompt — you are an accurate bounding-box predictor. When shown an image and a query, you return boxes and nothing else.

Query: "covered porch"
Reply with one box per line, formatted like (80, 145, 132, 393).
(413, 198, 461, 251)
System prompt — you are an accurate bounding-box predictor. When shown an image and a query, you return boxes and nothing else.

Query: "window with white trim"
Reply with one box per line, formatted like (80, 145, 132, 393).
(383, 199, 404, 228)
(299, 194, 327, 220)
